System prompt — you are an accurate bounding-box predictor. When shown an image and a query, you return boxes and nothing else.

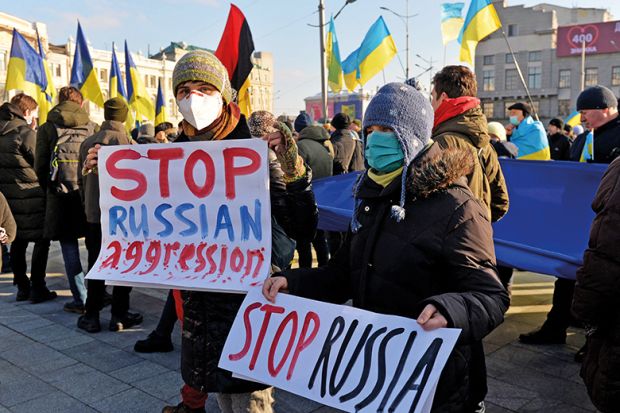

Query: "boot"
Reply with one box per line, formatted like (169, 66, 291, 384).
(29, 288, 57, 304)
(109, 312, 143, 332)
(64, 301, 85, 314)
(162, 402, 205, 413)
(16, 284, 30, 302)
(519, 326, 566, 344)
(77, 313, 101, 333)
(134, 331, 174, 353)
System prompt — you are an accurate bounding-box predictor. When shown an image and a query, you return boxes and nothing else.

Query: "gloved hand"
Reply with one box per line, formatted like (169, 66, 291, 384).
(264, 122, 306, 182)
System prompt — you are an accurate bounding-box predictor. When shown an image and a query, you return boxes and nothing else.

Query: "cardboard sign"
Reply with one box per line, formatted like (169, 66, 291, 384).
(86, 140, 271, 293)
(220, 288, 461, 413)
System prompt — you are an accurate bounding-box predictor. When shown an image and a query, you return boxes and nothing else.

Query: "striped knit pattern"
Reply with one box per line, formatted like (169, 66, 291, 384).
(172, 51, 233, 103)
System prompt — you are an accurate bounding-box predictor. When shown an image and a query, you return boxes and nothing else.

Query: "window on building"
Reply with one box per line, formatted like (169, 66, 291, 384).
(528, 66, 542, 89)
(585, 68, 598, 87)
(505, 53, 513, 64)
(56, 64, 62, 77)
(531, 100, 540, 116)
(483, 55, 494, 66)
(482, 70, 495, 91)
(505, 69, 519, 90)
(559, 69, 571, 88)
(99, 68, 108, 82)
(558, 100, 571, 117)
(612, 66, 620, 86)
(528, 51, 542, 62)
(0, 51, 6, 71)
(504, 100, 516, 116)
(482, 102, 494, 118)
(508, 24, 518, 37)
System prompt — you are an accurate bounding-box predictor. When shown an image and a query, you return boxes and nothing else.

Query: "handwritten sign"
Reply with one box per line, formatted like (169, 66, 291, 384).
(86, 140, 271, 293)
(220, 288, 461, 413)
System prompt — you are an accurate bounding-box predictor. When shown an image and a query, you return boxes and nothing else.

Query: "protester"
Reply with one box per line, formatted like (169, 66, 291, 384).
(330, 112, 359, 175)
(135, 122, 156, 144)
(134, 290, 177, 353)
(0, 192, 16, 266)
(76, 97, 142, 333)
(430, 65, 509, 223)
(348, 117, 365, 172)
(35, 86, 96, 313)
(154, 121, 177, 143)
(505, 102, 550, 160)
(264, 82, 509, 413)
(563, 124, 574, 141)
(572, 124, 585, 138)
(0, 93, 56, 303)
(521, 85, 620, 352)
(547, 117, 571, 161)
(488, 121, 518, 159)
(293, 110, 313, 134)
(572, 155, 620, 413)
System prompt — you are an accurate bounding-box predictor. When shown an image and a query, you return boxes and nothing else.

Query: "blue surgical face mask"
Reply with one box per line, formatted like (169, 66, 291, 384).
(509, 115, 520, 126)
(365, 130, 404, 173)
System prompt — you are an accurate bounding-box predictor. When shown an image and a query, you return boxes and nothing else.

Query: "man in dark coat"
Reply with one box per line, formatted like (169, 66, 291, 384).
(35, 86, 97, 313)
(547, 117, 571, 161)
(330, 112, 358, 175)
(265, 82, 509, 413)
(0, 93, 56, 303)
(76, 97, 142, 334)
(521, 85, 620, 349)
(572, 154, 620, 413)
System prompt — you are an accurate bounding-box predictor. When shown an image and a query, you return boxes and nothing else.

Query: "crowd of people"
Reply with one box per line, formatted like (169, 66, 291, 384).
(0, 49, 619, 413)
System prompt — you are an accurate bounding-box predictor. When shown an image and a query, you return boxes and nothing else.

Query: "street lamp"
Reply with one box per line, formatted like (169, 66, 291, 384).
(380, 2, 418, 79)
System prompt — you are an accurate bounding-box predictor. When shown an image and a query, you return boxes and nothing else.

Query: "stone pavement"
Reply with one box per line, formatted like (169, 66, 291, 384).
(0, 242, 599, 413)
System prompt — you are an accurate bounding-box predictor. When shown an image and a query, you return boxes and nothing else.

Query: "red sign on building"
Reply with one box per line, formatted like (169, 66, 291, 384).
(556, 20, 620, 57)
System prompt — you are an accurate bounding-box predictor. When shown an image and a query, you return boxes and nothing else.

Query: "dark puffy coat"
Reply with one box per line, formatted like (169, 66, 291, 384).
(572, 156, 620, 413)
(491, 140, 518, 159)
(331, 128, 356, 175)
(297, 125, 333, 179)
(177, 116, 319, 394)
(0, 103, 46, 241)
(433, 107, 509, 222)
(350, 132, 365, 172)
(570, 116, 620, 163)
(547, 132, 571, 161)
(283, 144, 509, 412)
(0, 191, 16, 262)
(35, 101, 97, 240)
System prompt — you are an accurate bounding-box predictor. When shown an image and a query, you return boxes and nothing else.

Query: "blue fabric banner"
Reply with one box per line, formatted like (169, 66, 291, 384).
(313, 160, 609, 279)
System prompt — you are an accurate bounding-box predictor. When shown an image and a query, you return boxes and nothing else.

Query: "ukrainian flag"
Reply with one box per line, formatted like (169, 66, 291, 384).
(458, 0, 501, 65)
(109, 44, 134, 131)
(155, 79, 166, 126)
(355, 16, 397, 87)
(564, 110, 581, 128)
(580, 131, 594, 162)
(326, 16, 343, 93)
(342, 48, 359, 92)
(5, 29, 46, 102)
(441, 3, 465, 45)
(125, 41, 154, 121)
(36, 30, 54, 124)
(70, 22, 104, 108)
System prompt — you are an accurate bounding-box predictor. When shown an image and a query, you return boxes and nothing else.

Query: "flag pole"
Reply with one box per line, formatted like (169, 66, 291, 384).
(500, 28, 539, 121)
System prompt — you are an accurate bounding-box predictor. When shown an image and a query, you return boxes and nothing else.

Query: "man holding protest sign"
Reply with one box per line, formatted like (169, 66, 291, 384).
(264, 82, 509, 412)
(83, 50, 317, 413)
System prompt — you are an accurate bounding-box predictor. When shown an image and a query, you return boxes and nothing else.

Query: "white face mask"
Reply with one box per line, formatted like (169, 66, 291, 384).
(176, 90, 223, 131)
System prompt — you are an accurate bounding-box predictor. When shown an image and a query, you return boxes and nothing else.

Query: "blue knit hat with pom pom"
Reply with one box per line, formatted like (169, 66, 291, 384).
(351, 82, 434, 232)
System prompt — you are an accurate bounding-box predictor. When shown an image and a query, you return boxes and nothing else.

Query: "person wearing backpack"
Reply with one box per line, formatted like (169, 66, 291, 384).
(35, 86, 98, 314)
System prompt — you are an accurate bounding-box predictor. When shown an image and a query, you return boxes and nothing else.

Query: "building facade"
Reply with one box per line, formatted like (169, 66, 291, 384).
(0, 13, 274, 125)
(476, 1, 620, 124)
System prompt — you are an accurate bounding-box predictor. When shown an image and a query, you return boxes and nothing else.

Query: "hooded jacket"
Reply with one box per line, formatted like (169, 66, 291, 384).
(297, 125, 333, 179)
(176, 115, 319, 394)
(331, 128, 357, 175)
(432, 105, 509, 222)
(0, 102, 46, 241)
(510, 116, 550, 160)
(35, 100, 98, 240)
(283, 144, 509, 412)
(572, 155, 620, 412)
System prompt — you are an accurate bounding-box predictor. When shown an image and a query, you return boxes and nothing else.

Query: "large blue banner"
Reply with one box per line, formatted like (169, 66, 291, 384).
(313, 160, 609, 279)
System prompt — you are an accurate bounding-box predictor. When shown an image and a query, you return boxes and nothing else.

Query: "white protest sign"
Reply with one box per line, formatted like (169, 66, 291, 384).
(86, 139, 271, 293)
(219, 288, 461, 413)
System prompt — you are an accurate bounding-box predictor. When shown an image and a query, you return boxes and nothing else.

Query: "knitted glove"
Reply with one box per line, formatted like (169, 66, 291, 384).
(273, 122, 306, 183)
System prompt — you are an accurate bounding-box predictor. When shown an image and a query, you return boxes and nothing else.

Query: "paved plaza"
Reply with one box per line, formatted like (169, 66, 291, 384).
(0, 242, 598, 412)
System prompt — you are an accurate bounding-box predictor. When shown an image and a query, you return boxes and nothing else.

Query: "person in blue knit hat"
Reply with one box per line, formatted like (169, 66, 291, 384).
(264, 82, 509, 412)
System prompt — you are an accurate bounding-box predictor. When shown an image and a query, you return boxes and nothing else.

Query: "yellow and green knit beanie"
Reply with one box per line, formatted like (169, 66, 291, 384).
(172, 51, 233, 104)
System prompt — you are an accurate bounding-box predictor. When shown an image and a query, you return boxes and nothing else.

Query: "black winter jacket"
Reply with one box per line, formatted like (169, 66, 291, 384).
(297, 126, 333, 180)
(547, 132, 571, 161)
(177, 116, 319, 393)
(283, 144, 509, 412)
(0, 103, 46, 241)
(331, 128, 357, 175)
(569, 116, 620, 163)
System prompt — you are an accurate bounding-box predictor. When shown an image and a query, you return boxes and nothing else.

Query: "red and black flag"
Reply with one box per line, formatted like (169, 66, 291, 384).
(215, 4, 255, 116)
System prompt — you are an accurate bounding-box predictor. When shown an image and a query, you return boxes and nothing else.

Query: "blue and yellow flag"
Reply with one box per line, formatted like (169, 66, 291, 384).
(5, 29, 46, 101)
(355, 16, 397, 87)
(36, 30, 54, 124)
(326, 16, 343, 93)
(109, 44, 134, 131)
(564, 110, 581, 128)
(125, 41, 154, 121)
(441, 3, 465, 45)
(70, 23, 104, 108)
(155, 78, 166, 126)
(342, 48, 360, 92)
(458, 0, 501, 65)
(580, 131, 594, 162)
